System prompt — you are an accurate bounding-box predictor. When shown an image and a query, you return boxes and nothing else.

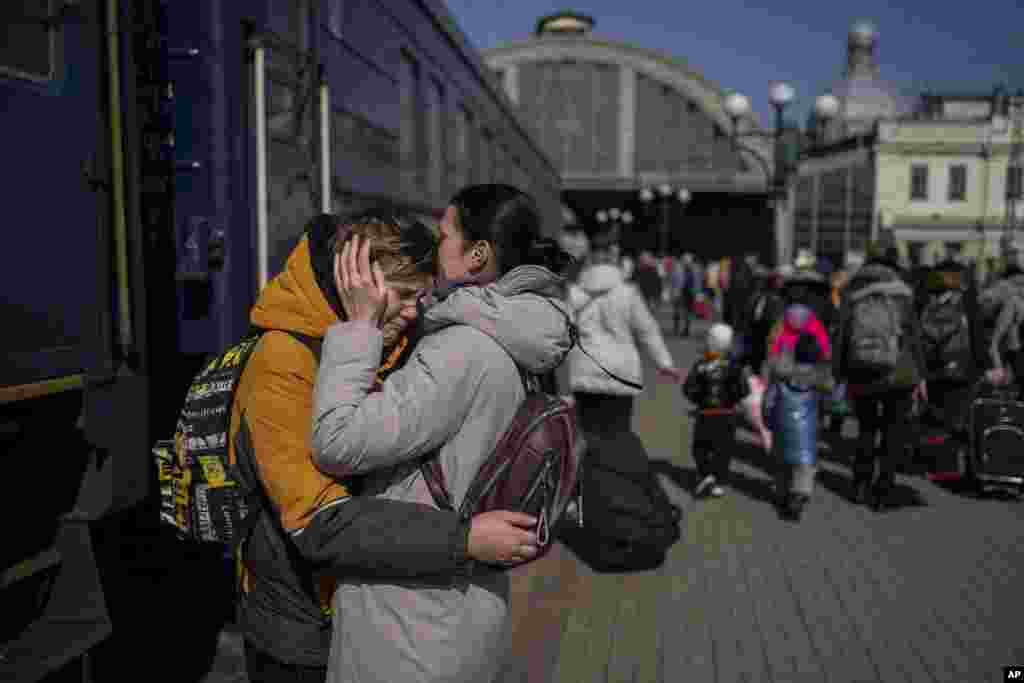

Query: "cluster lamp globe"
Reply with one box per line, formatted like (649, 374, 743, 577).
(815, 93, 841, 120)
(723, 92, 751, 120)
(769, 82, 796, 108)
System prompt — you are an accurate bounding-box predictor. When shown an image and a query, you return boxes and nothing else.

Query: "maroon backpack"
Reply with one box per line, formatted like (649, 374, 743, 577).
(419, 369, 585, 559)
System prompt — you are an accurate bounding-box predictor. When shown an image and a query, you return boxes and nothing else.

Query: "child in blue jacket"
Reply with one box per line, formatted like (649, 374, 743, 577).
(762, 325, 834, 521)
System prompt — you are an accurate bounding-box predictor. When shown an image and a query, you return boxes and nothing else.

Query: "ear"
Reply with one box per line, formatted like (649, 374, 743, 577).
(468, 241, 491, 272)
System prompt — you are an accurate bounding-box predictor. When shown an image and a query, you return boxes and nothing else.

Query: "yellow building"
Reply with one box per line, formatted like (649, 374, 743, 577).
(792, 23, 1024, 272)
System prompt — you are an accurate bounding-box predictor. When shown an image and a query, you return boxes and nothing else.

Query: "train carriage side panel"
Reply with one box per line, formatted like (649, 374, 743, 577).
(0, 2, 110, 393)
(318, 0, 560, 225)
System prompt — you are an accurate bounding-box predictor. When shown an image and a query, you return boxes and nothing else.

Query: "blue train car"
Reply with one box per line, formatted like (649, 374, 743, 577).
(0, 2, 559, 681)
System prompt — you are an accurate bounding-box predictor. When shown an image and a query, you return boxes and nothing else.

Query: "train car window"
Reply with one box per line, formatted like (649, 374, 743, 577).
(290, 0, 311, 51)
(428, 77, 445, 201)
(0, 1, 57, 83)
(480, 129, 493, 184)
(456, 106, 473, 190)
(400, 51, 426, 195)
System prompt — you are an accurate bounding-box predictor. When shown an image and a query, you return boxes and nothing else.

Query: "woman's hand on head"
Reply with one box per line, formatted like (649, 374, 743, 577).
(335, 234, 396, 327)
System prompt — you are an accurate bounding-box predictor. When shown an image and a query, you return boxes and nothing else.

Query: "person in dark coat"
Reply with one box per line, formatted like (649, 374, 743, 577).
(833, 244, 928, 510)
(915, 259, 984, 444)
(744, 271, 786, 374)
(724, 253, 757, 332)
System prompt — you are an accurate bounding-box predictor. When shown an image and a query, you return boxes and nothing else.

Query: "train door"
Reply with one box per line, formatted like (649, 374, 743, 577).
(0, 2, 121, 680)
(0, 2, 110, 395)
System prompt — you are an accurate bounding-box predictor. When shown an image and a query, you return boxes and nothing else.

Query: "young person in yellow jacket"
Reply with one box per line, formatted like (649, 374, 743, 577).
(230, 212, 537, 683)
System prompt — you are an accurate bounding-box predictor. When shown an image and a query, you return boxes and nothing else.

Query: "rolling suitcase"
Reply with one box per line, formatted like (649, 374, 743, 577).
(969, 388, 1024, 495)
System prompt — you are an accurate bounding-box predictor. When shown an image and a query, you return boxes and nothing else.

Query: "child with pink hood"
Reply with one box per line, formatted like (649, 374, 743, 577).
(762, 304, 835, 521)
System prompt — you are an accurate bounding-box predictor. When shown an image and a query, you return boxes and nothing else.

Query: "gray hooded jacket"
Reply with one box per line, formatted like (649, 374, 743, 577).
(310, 265, 572, 683)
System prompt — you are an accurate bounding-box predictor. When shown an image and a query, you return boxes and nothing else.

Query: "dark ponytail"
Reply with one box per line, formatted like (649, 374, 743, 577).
(526, 236, 576, 275)
(450, 183, 574, 276)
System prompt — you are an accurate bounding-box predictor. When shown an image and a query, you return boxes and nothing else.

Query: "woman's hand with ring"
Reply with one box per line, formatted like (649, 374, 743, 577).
(335, 234, 394, 327)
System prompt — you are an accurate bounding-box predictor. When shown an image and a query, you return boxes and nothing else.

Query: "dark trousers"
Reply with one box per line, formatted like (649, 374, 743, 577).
(691, 413, 736, 481)
(674, 292, 693, 336)
(853, 391, 913, 484)
(573, 392, 635, 436)
(244, 641, 327, 683)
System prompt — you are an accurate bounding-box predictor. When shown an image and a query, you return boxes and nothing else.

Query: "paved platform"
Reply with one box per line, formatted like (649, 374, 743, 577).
(203, 314, 1024, 683)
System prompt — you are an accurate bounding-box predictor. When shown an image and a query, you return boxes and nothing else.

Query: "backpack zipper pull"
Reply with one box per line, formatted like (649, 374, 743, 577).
(537, 505, 550, 547)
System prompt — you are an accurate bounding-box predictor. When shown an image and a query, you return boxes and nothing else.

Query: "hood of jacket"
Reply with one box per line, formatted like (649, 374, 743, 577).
(417, 265, 572, 375)
(848, 278, 913, 302)
(770, 306, 832, 360)
(576, 263, 625, 296)
(851, 259, 903, 288)
(250, 228, 341, 338)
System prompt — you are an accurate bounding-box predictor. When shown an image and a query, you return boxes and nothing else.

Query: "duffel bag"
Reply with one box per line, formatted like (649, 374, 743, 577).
(557, 430, 682, 573)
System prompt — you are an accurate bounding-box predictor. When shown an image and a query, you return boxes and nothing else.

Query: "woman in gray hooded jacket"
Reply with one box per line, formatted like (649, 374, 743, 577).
(310, 185, 575, 683)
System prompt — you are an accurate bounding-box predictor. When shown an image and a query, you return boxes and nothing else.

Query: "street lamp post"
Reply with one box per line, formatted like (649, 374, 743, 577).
(595, 207, 634, 247)
(722, 85, 839, 264)
(640, 185, 690, 256)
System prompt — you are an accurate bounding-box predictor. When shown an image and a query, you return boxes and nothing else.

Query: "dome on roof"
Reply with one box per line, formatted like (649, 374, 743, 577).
(812, 22, 915, 142)
(849, 21, 877, 46)
(535, 11, 595, 37)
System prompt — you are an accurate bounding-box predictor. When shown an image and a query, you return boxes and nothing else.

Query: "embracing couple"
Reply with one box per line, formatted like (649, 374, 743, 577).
(230, 184, 575, 683)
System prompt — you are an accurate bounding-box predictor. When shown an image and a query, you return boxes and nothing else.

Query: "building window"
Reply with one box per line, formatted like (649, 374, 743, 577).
(910, 164, 929, 201)
(1008, 165, 1023, 200)
(0, 1, 57, 82)
(948, 164, 967, 201)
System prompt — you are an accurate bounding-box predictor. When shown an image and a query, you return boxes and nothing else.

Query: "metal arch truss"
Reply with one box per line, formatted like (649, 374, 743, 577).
(730, 138, 785, 199)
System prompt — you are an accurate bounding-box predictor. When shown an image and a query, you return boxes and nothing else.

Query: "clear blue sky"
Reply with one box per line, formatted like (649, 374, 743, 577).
(444, 0, 1023, 128)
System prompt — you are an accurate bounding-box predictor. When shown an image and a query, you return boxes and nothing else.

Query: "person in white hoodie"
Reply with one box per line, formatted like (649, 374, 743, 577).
(565, 229, 685, 436)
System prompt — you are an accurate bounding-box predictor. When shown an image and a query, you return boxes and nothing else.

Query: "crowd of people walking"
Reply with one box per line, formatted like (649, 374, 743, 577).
(561, 221, 1024, 523)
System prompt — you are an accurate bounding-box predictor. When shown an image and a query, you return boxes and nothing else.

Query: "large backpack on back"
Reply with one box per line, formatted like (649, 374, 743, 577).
(847, 285, 911, 374)
(919, 272, 973, 382)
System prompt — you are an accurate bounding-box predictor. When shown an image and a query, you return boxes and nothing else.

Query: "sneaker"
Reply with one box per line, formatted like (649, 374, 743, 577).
(695, 475, 716, 497)
(852, 478, 872, 506)
(776, 493, 805, 521)
(871, 477, 895, 511)
(709, 485, 726, 498)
